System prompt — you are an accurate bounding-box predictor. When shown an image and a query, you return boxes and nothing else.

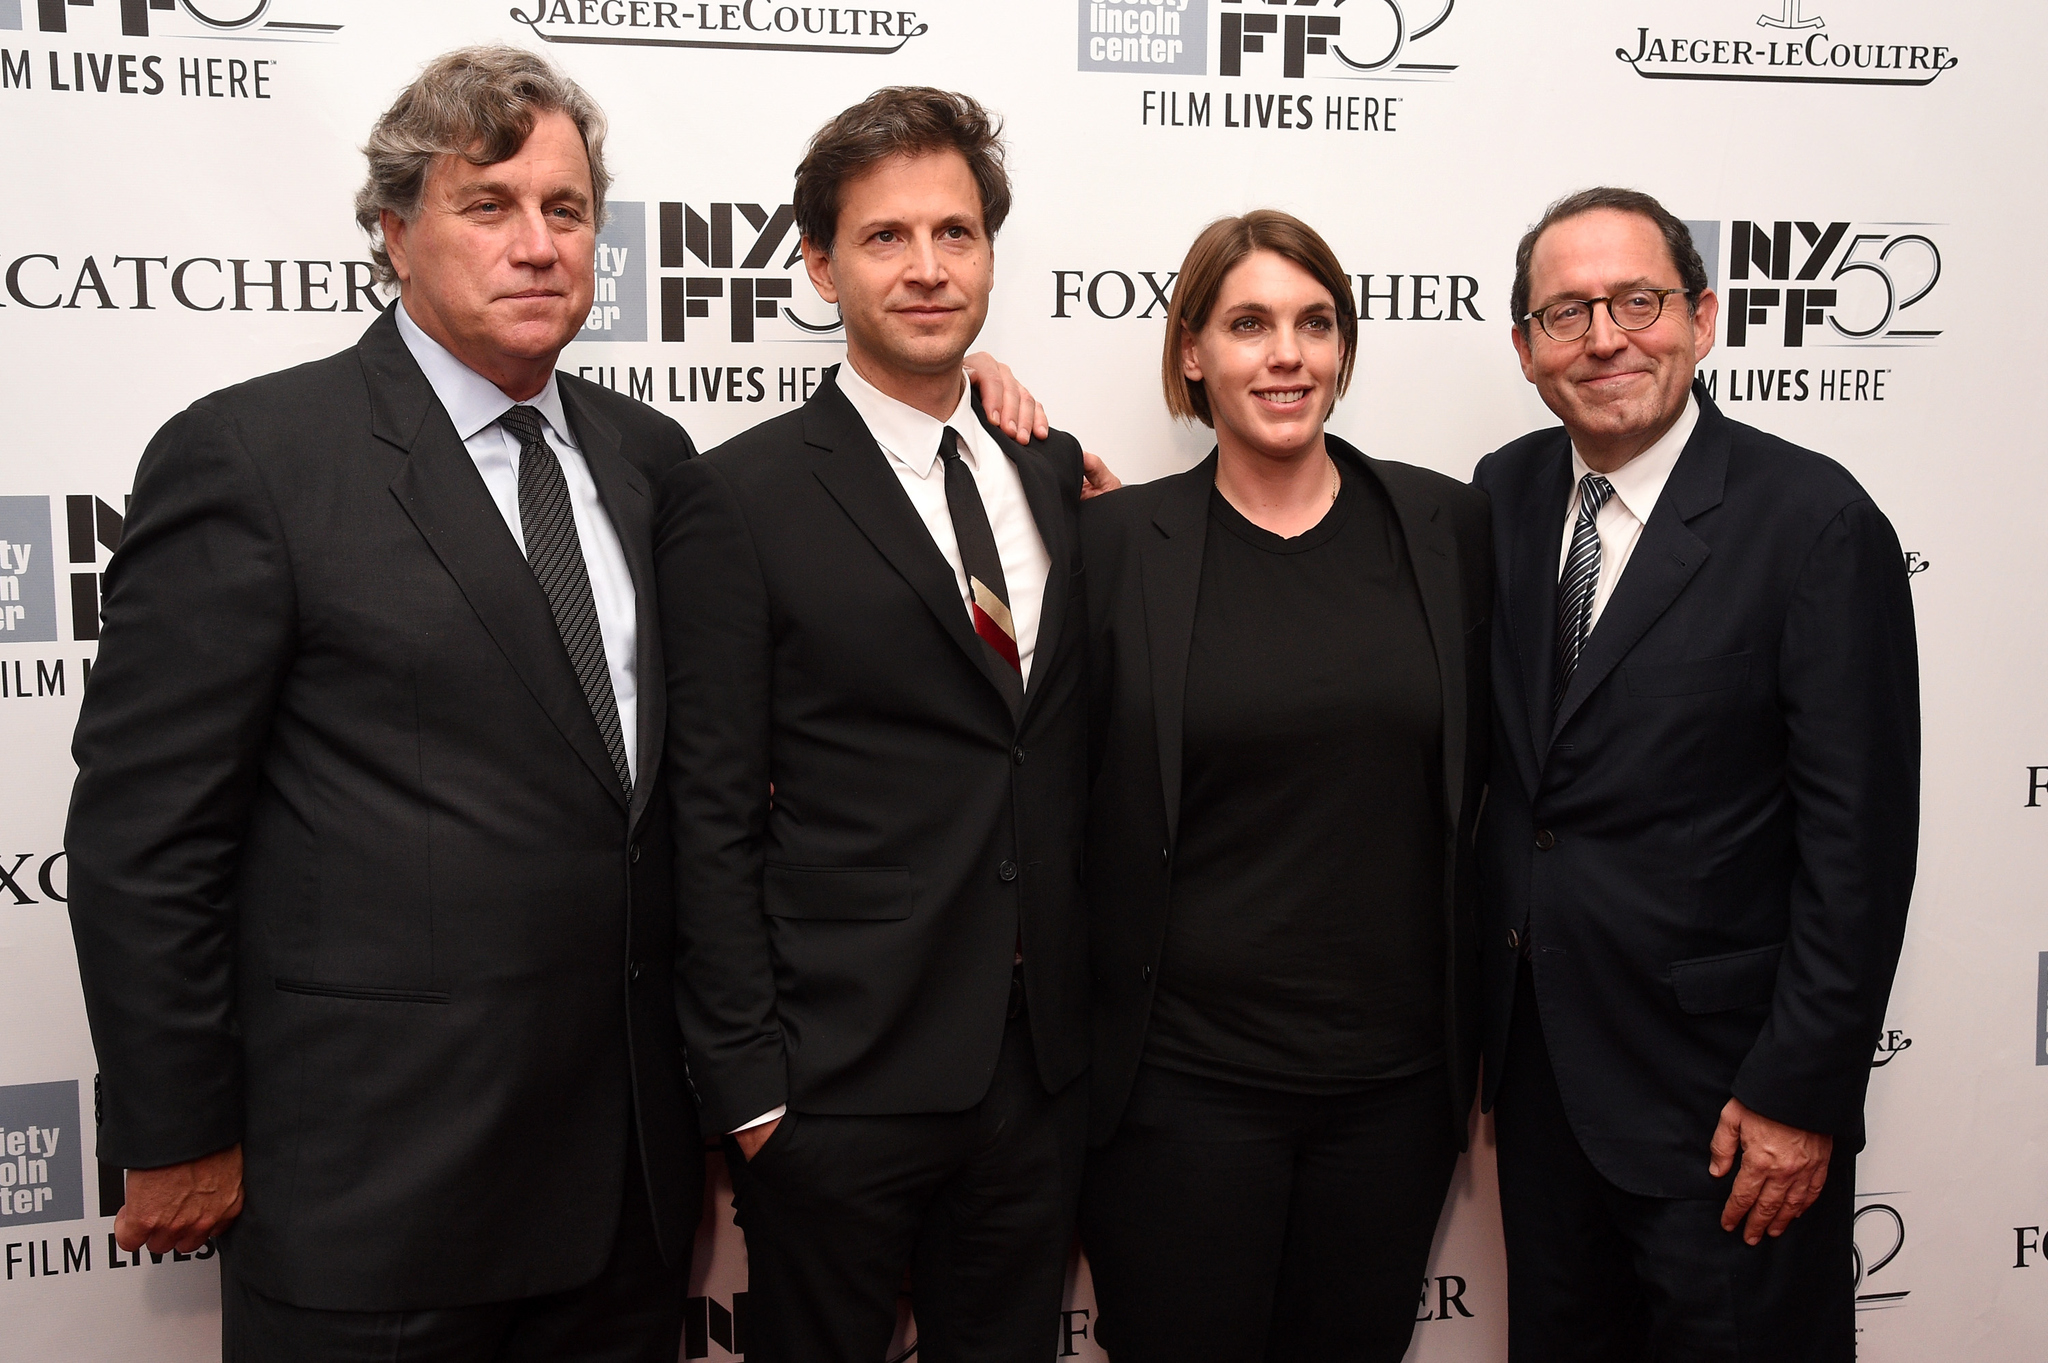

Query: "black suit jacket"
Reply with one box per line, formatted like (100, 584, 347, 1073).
(65, 308, 701, 1310)
(658, 367, 1090, 1138)
(1472, 384, 1919, 1198)
(1079, 439, 1493, 1147)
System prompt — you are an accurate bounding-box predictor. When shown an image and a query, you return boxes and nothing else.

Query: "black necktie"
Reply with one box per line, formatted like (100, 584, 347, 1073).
(938, 425, 1023, 718)
(499, 404, 632, 796)
(1554, 472, 1616, 711)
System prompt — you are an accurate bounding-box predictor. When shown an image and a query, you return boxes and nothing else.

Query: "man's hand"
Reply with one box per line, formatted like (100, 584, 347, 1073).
(733, 1118, 780, 1162)
(115, 1144, 245, 1255)
(964, 352, 1051, 445)
(1081, 451, 1123, 500)
(1709, 1098, 1832, 1245)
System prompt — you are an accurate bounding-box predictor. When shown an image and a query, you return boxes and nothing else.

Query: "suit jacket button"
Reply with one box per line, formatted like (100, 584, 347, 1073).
(1507, 928, 1520, 950)
(999, 860, 1019, 882)
(1013, 747, 1027, 766)
(1141, 964, 1153, 982)
(629, 843, 641, 864)
(628, 962, 642, 982)
(1534, 829, 1556, 851)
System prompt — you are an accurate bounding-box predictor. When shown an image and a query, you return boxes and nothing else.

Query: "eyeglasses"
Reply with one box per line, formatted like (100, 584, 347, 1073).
(1522, 288, 1688, 343)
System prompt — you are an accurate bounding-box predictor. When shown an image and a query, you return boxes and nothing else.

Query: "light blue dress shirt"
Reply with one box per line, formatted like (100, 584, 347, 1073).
(395, 302, 639, 783)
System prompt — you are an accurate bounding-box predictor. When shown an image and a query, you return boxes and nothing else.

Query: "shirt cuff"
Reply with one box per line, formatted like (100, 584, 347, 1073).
(730, 1105, 785, 1135)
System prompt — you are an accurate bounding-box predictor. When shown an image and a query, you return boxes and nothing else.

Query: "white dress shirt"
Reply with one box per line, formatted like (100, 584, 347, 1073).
(1557, 394, 1699, 634)
(396, 302, 639, 784)
(835, 359, 1052, 686)
(728, 362, 1052, 1137)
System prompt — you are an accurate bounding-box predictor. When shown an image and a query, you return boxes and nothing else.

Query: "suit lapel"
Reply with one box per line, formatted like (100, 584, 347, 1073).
(1354, 443, 1467, 829)
(1141, 456, 1215, 849)
(978, 402, 1071, 724)
(1550, 394, 1728, 741)
(805, 373, 1020, 722)
(560, 381, 659, 830)
(367, 314, 629, 813)
(1500, 437, 1572, 786)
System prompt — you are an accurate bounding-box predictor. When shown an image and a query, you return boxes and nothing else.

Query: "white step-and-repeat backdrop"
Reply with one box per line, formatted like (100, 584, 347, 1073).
(2, 1, 2043, 1358)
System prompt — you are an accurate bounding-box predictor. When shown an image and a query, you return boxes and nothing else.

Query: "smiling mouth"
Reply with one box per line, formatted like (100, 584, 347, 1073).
(1257, 388, 1310, 405)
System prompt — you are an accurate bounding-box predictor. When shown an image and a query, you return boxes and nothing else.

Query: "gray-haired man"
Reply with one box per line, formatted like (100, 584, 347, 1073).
(64, 44, 702, 1361)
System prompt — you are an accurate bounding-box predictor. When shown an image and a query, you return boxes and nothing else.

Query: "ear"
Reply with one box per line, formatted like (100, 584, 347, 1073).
(1179, 323, 1204, 383)
(380, 209, 413, 286)
(1510, 321, 1537, 386)
(801, 235, 838, 305)
(1689, 287, 1719, 366)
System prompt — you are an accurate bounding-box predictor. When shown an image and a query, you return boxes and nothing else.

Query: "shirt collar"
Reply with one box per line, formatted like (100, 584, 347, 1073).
(394, 299, 577, 450)
(834, 358, 980, 479)
(1570, 391, 1697, 524)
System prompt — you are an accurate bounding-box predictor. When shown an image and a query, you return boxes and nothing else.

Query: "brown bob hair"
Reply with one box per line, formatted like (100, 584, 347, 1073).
(794, 87, 1012, 252)
(1162, 210, 1359, 427)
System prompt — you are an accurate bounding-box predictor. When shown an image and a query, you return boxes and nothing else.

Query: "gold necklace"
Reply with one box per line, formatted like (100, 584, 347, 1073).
(1328, 455, 1341, 505)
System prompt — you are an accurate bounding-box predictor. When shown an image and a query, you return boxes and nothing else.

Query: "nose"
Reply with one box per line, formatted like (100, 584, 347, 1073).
(903, 231, 946, 287)
(1582, 300, 1628, 357)
(1268, 321, 1305, 370)
(506, 204, 560, 270)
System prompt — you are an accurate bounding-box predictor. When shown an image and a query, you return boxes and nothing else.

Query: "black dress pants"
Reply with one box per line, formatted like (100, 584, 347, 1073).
(1079, 1062, 1457, 1363)
(219, 1132, 692, 1363)
(1494, 960, 1856, 1363)
(724, 1002, 1088, 1363)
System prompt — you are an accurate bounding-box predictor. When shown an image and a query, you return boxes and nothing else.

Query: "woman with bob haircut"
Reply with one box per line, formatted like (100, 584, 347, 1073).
(1076, 209, 1492, 1361)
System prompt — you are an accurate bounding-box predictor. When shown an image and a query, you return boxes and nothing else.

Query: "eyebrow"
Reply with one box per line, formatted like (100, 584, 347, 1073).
(1531, 277, 1670, 310)
(853, 211, 980, 235)
(449, 179, 590, 209)
(1220, 299, 1335, 316)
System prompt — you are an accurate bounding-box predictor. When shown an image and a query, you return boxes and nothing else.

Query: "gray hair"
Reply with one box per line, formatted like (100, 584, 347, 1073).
(354, 45, 610, 288)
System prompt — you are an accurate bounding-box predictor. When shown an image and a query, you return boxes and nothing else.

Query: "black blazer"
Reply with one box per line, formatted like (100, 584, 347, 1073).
(1079, 438, 1493, 1147)
(64, 309, 701, 1311)
(658, 367, 1090, 1138)
(1472, 385, 1919, 1199)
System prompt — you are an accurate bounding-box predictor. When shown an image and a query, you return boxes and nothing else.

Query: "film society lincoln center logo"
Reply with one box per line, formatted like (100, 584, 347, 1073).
(0, 1082, 83, 1229)
(1079, 0, 1458, 80)
(1617, 2, 1957, 86)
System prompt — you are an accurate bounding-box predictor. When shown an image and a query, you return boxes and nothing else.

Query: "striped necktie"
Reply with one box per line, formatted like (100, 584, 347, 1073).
(499, 404, 633, 796)
(1554, 472, 1616, 711)
(938, 425, 1024, 718)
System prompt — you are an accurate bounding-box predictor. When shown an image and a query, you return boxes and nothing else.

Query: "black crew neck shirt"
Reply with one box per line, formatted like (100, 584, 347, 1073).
(1143, 458, 1447, 1093)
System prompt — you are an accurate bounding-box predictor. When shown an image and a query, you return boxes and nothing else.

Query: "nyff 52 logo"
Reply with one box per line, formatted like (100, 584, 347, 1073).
(1690, 218, 1942, 348)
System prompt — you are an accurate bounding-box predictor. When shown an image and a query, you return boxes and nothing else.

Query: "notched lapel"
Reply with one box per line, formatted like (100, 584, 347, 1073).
(1550, 404, 1729, 741)
(562, 382, 659, 828)
(981, 407, 1072, 722)
(804, 379, 1020, 721)
(1141, 457, 1213, 849)
(372, 329, 629, 812)
(1502, 441, 1571, 784)
(1371, 455, 1466, 829)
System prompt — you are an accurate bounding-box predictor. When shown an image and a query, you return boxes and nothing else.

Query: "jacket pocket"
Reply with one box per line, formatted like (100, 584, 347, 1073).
(274, 978, 451, 1005)
(1669, 943, 1782, 1014)
(764, 865, 912, 921)
(1626, 652, 1750, 697)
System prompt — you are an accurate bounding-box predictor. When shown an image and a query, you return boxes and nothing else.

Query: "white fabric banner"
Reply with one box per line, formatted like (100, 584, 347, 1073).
(1, 1, 2041, 1357)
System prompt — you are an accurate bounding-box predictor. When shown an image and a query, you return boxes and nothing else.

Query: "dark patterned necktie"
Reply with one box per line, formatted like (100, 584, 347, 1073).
(1554, 472, 1616, 711)
(938, 425, 1024, 717)
(499, 404, 632, 796)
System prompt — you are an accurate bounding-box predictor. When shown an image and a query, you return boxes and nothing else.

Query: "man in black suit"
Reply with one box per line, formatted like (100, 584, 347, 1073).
(1472, 187, 1919, 1361)
(659, 88, 1091, 1363)
(62, 47, 700, 1361)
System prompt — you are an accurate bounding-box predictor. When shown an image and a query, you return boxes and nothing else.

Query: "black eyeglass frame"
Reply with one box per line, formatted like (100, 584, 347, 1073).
(1521, 288, 1691, 343)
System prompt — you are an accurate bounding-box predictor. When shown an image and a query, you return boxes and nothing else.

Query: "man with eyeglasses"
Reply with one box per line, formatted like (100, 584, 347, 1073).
(1470, 187, 1920, 1362)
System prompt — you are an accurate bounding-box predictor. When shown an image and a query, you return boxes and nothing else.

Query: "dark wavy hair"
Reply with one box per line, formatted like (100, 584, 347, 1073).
(794, 87, 1011, 252)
